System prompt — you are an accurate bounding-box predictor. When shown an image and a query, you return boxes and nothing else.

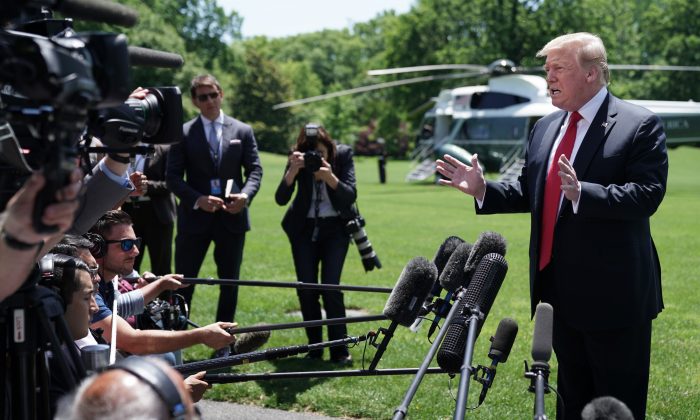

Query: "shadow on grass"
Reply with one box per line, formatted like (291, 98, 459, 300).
(254, 357, 340, 405)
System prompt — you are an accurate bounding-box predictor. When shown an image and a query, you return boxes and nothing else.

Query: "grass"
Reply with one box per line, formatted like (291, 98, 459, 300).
(169, 146, 700, 419)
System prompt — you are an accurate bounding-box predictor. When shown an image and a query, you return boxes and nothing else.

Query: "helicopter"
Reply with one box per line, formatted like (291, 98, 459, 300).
(274, 59, 700, 182)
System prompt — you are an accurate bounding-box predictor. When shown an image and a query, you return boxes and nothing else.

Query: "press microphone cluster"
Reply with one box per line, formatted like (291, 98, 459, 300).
(50, 0, 140, 27)
(525, 302, 554, 420)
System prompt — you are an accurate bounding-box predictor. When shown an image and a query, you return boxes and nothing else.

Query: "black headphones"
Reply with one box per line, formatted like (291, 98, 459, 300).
(83, 232, 107, 258)
(38, 253, 79, 311)
(107, 357, 187, 420)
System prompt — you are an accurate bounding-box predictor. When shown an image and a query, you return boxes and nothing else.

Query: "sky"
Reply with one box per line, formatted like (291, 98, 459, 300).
(218, 0, 415, 38)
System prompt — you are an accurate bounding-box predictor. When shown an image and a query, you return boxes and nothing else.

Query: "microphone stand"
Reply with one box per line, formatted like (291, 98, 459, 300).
(205, 368, 446, 383)
(367, 322, 397, 370)
(174, 335, 366, 376)
(524, 361, 550, 420)
(202, 314, 386, 334)
(453, 306, 484, 420)
(392, 288, 466, 420)
(181, 278, 392, 293)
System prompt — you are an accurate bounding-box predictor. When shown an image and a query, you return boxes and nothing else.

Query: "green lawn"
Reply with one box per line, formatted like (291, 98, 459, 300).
(173, 146, 700, 419)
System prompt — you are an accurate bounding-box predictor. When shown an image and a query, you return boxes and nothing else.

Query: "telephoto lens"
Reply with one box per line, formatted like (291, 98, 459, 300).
(345, 217, 382, 271)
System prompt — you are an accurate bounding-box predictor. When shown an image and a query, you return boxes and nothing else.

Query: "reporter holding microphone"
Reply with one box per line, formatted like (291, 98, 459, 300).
(275, 124, 356, 364)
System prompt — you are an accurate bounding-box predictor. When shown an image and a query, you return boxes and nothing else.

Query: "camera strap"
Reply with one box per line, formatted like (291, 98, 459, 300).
(312, 180, 323, 242)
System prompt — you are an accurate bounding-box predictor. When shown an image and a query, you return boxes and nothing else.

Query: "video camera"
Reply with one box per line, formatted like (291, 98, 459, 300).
(0, 8, 183, 230)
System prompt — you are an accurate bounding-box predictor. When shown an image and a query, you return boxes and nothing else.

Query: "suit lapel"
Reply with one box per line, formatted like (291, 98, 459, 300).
(572, 94, 616, 179)
(220, 117, 234, 165)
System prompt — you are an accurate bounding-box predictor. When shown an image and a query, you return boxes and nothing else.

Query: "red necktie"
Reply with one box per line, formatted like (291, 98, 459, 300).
(538, 111, 582, 271)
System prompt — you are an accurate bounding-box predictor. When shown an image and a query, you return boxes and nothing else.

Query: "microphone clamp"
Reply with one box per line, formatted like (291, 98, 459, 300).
(473, 364, 495, 387)
(524, 360, 551, 394)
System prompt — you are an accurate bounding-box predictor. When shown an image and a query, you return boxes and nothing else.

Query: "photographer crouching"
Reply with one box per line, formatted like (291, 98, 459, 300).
(275, 124, 356, 364)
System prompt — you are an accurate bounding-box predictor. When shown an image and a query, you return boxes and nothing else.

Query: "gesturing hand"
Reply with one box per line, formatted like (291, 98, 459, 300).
(435, 154, 487, 201)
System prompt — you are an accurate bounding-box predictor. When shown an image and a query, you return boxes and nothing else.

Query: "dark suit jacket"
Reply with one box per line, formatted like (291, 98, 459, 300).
(478, 93, 667, 330)
(166, 115, 263, 234)
(141, 144, 176, 224)
(275, 144, 357, 238)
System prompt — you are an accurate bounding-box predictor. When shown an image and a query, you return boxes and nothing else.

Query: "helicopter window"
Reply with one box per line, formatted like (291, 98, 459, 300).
(418, 117, 435, 140)
(470, 92, 529, 109)
(454, 117, 528, 141)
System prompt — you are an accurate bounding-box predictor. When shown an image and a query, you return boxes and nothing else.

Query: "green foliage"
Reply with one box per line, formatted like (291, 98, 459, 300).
(180, 146, 700, 419)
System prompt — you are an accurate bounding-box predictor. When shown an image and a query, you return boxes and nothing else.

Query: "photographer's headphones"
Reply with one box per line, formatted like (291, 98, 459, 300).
(107, 357, 187, 420)
(38, 253, 78, 311)
(83, 232, 107, 258)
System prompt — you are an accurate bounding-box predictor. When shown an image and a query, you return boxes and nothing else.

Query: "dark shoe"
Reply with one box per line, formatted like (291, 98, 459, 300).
(331, 355, 353, 366)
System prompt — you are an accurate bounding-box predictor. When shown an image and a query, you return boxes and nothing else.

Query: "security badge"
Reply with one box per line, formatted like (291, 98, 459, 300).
(210, 178, 222, 195)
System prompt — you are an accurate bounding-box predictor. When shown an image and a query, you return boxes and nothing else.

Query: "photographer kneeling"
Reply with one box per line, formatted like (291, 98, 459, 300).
(275, 124, 356, 364)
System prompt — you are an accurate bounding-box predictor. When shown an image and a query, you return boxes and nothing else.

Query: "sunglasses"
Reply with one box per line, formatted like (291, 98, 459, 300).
(105, 237, 142, 252)
(196, 91, 219, 102)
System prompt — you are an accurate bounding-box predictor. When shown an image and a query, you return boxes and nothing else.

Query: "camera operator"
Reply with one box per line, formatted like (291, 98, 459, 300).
(274, 124, 356, 364)
(36, 254, 97, 417)
(0, 169, 82, 301)
(86, 211, 237, 358)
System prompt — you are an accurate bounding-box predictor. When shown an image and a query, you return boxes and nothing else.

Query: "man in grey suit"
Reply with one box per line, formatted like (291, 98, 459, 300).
(436, 33, 667, 420)
(166, 74, 262, 323)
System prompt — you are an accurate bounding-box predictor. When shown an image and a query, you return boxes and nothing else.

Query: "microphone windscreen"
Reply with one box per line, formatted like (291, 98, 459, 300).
(128, 46, 185, 68)
(438, 242, 473, 292)
(531, 302, 554, 363)
(487, 318, 518, 363)
(59, 0, 139, 27)
(232, 330, 271, 355)
(433, 236, 465, 277)
(437, 253, 508, 373)
(464, 231, 507, 279)
(383, 257, 437, 327)
(581, 396, 634, 420)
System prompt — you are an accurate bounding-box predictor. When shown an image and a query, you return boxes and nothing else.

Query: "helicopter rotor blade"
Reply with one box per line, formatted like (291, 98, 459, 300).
(608, 64, 700, 72)
(368, 64, 487, 76)
(273, 70, 486, 110)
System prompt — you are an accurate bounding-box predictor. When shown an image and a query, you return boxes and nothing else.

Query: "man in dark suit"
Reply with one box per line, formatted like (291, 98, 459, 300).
(436, 33, 667, 420)
(123, 144, 177, 275)
(166, 74, 262, 323)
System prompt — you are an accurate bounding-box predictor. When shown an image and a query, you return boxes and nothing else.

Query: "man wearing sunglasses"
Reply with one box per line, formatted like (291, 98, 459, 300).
(167, 74, 263, 326)
(87, 211, 237, 357)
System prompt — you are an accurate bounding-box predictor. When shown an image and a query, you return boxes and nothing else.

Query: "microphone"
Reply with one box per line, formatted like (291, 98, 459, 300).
(464, 231, 507, 279)
(368, 257, 436, 370)
(128, 46, 185, 68)
(531, 303, 553, 364)
(422, 241, 473, 337)
(233, 330, 271, 355)
(436, 253, 508, 373)
(55, 0, 140, 27)
(581, 396, 634, 420)
(527, 302, 554, 420)
(477, 318, 518, 405)
(410, 236, 465, 333)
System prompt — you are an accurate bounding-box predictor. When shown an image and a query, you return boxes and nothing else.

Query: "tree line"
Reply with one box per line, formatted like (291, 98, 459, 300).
(74, 0, 700, 156)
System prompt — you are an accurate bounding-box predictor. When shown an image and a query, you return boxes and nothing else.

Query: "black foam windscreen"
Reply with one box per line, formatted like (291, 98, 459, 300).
(58, 0, 139, 27)
(433, 236, 465, 276)
(437, 242, 473, 292)
(108, 356, 186, 418)
(464, 231, 507, 280)
(437, 253, 508, 373)
(581, 396, 635, 420)
(531, 302, 554, 363)
(128, 46, 185, 68)
(233, 330, 271, 355)
(487, 318, 518, 363)
(383, 257, 437, 327)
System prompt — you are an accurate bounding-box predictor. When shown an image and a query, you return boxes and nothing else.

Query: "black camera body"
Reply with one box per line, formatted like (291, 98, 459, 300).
(304, 149, 323, 173)
(344, 215, 382, 272)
